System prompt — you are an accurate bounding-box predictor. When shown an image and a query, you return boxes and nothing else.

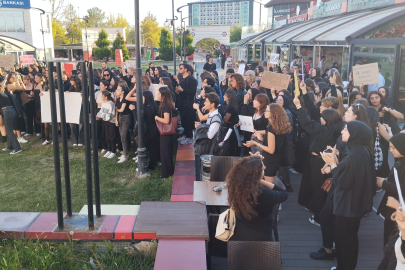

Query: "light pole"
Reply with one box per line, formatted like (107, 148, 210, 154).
(182, 17, 189, 61)
(31, 8, 46, 61)
(81, 18, 90, 60)
(177, 5, 187, 62)
(165, 15, 178, 72)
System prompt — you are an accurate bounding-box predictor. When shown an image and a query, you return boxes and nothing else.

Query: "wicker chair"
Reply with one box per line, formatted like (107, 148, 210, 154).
(228, 241, 282, 270)
(209, 156, 240, 182)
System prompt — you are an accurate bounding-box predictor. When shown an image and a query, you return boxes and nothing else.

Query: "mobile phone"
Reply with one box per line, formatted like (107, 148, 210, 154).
(323, 148, 333, 153)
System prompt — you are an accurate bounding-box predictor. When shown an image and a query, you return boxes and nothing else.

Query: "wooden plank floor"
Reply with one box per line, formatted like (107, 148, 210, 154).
(211, 171, 386, 270)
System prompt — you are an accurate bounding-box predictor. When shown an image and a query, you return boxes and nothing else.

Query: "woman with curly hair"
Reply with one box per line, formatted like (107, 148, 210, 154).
(244, 103, 292, 182)
(227, 155, 288, 241)
(229, 73, 247, 109)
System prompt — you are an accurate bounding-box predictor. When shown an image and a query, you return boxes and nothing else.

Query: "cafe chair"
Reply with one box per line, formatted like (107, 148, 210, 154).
(210, 156, 240, 182)
(271, 177, 286, 242)
(228, 241, 282, 270)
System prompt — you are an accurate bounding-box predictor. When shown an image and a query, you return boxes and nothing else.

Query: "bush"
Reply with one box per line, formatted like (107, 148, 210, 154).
(93, 47, 112, 59)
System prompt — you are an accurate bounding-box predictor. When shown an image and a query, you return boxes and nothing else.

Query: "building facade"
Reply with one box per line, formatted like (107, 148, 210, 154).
(188, 0, 266, 27)
(0, 0, 54, 61)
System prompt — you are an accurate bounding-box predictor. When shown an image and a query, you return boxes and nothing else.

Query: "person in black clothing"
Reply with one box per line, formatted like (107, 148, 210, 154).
(220, 51, 227, 69)
(227, 155, 288, 241)
(115, 85, 132, 163)
(203, 55, 216, 72)
(145, 62, 155, 76)
(141, 91, 160, 170)
(220, 68, 234, 93)
(228, 73, 246, 110)
(155, 87, 175, 178)
(320, 121, 374, 270)
(294, 93, 343, 226)
(175, 64, 197, 145)
(223, 90, 240, 156)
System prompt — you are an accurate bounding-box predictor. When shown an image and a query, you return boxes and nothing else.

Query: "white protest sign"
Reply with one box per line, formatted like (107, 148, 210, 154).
(149, 84, 161, 101)
(41, 92, 82, 124)
(238, 115, 254, 132)
(0, 55, 15, 68)
(126, 60, 136, 70)
(237, 64, 245, 75)
(269, 53, 280, 65)
(352, 62, 379, 86)
(19, 55, 35, 65)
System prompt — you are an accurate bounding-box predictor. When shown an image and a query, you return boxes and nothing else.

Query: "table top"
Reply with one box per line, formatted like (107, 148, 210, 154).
(193, 181, 229, 207)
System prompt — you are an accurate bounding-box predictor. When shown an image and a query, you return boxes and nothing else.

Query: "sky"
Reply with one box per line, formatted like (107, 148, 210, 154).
(65, 0, 193, 27)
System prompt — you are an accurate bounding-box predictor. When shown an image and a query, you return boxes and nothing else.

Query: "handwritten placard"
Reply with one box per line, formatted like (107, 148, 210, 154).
(238, 115, 254, 132)
(19, 55, 35, 65)
(0, 55, 15, 68)
(126, 60, 136, 70)
(260, 71, 291, 90)
(269, 53, 280, 65)
(352, 62, 379, 86)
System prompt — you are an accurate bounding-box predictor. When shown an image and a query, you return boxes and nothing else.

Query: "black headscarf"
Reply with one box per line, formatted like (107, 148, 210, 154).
(390, 133, 405, 177)
(250, 88, 261, 102)
(332, 121, 375, 218)
(278, 95, 291, 110)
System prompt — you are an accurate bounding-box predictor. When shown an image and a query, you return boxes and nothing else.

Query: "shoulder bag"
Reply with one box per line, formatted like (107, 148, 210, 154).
(215, 208, 236, 242)
(156, 108, 178, 135)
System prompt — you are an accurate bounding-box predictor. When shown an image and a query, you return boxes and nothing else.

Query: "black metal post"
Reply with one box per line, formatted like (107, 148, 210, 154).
(88, 62, 101, 217)
(172, 0, 176, 70)
(135, 0, 148, 177)
(48, 62, 63, 229)
(55, 62, 72, 217)
(80, 61, 94, 230)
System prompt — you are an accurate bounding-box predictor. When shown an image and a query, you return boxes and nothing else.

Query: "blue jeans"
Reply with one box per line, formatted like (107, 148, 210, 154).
(2, 106, 21, 151)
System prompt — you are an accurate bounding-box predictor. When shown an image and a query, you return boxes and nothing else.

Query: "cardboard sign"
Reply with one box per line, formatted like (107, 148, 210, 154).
(352, 62, 379, 86)
(126, 60, 136, 70)
(260, 71, 291, 90)
(115, 49, 123, 66)
(0, 55, 15, 68)
(269, 53, 280, 65)
(19, 55, 34, 65)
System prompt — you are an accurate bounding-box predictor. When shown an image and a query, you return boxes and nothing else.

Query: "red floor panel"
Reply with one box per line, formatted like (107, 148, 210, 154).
(171, 194, 194, 202)
(173, 161, 196, 176)
(114, 215, 136, 240)
(25, 212, 68, 239)
(171, 175, 195, 195)
(154, 239, 207, 270)
(176, 149, 195, 161)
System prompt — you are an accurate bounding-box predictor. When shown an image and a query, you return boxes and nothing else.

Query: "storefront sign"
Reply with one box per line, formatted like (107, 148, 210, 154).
(273, 3, 309, 16)
(0, 0, 30, 8)
(312, 0, 343, 18)
(347, 0, 395, 12)
(273, 19, 287, 28)
(288, 14, 308, 24)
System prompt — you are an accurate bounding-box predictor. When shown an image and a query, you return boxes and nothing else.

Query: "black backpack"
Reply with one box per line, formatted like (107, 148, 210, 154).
(209, 114, 230, 156)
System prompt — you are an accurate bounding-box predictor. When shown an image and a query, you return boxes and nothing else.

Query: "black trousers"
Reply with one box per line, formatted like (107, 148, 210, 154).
(25, 101, 40, 134)
(146, 133, 160, 170)
(104, 121, 116, 153)
(319, 192, 335, 249)
(308, 156, 328, 223)
(384, 215, 397, 246)
(179, 103, 194, 139)
(160, 134, 174, 178)
(335, 216, 361, 270)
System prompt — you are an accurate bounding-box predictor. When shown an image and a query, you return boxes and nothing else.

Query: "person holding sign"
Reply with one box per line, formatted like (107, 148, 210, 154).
(376, 133, 405, 245)
(243, 103, 291, 183)
(320, 121, 374, 270)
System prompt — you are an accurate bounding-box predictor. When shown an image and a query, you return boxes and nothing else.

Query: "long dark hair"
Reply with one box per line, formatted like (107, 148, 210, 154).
(367, 90, 387, 107)
(161, 77, 174, 92)
(224, 90, 238, 113)
(321, 109, 341, 127)
(111, 76, 120, 92)
(348, 90, 361, 106)
(255, 93, 269, 115)
(349, 104, 370, 127)
(101, 90, 113, 102)
(143, 90, 157, 115)
(226, 156, 263, 220)
(366, 106, 379, 131)
(159, 86, 175, 111)
(69, 75, 81, 92)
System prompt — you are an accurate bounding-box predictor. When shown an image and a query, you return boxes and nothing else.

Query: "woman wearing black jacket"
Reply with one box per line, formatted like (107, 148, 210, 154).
(239, 88, 261, 156)
(320, 120, 374, 270)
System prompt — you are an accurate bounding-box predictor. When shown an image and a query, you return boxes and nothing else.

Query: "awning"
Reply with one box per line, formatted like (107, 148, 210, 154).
(0, 35, 36, 51)
(242, 4, 405, 46)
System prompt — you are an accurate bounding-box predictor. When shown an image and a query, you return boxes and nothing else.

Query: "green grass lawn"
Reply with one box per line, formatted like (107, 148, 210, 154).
(92, 60, 177, 73)
(0, 135, 173, 213)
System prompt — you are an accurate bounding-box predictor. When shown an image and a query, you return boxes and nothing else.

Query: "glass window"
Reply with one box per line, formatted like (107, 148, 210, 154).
(0, 11, 6, 32)
(15, 11, 24, 32)
(6, 11, 15, 32)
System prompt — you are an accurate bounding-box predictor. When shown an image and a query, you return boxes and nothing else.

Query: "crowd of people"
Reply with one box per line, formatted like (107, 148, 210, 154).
(1, 54, 405, 269)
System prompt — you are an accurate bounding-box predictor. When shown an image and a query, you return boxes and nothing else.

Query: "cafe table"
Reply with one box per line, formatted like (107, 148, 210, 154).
(193, 181, 228, 207)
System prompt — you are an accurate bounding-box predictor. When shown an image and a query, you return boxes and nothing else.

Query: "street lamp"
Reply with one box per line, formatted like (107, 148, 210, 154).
(165, 14, 178, 72)
(31, 8, 47, 62)
(181, 17, 189, 61)
(80, 18, 90, 60)
(177, 5, 187, 62)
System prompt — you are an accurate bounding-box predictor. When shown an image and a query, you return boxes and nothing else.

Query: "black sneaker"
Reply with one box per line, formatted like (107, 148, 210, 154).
(310, 248, 335, 260)
(285, 184, 293, 192)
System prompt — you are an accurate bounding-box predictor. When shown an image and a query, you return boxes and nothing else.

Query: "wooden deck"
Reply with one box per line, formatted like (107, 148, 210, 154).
(211, 171, 385, 270)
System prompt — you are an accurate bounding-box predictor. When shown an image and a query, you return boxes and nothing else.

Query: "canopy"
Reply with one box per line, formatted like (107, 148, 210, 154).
(0, 35, 36, 51)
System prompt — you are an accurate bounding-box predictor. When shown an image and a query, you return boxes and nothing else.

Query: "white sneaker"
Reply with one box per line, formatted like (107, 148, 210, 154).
(309, 217, 321, 227)
(331, 267, 337, 270)
(36, 133, 41, 136)
(18, 137, 28, 144)
(24, 133, 30, 137)
(180, 138, 192, 145)
(78, 144, 83, 146)
(118, 157, 127, 163)
(278, 204, 282, 211)
(177, 135, 186, 142)
(10, 149, 22, 155)
(42, 140, 50, 145)
(101, 149, 107, 153)
(107, 153, 116, 159)
(2, 148, 9, 151)
(103, 151, 111, 158)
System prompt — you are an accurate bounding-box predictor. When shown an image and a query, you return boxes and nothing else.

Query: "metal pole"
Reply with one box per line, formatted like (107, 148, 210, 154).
(88, 62, 101, 217)
(40, 13, 46, 62)
(180, 11, 183, 62)
(80, 61, 94, 230)
(135, 0, 148, 177)
(48, 62, 63, 229)
(85, 22, 89, 60)
(55, 62, 72, 217)
(172, 0, 176, 71)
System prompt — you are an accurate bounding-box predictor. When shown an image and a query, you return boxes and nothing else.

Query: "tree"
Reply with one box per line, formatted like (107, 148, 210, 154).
(93, 28, 111, 60)
(106, 13, 130, 41)
(127, 27, 136, 44)
(158, 28, 173, 61)
(84, 7, 105, 28)
(141, 12, 161, 48)
(52, 18, 69, 45)
(49, 0, 65, 20)
(61, 4, 83, 43)
(230, 24, 242, 43)
(176, 30, 195, 57)
(111, 32, 129, 61)
(195, 38, 220, 50)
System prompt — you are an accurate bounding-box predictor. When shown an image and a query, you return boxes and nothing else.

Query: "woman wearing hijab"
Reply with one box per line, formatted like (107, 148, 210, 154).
(377, 132, 405, 245)
(321, 121, 374, 270)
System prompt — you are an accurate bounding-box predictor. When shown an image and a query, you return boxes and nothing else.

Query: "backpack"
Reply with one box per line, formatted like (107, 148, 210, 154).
(209, 113, 230, 156)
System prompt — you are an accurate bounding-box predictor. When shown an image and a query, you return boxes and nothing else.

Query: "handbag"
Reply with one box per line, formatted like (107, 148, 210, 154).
(215, 208, 236, 242)
(21, 92, 33, 106)
(155, 108, 178, 135)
